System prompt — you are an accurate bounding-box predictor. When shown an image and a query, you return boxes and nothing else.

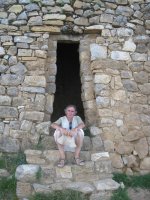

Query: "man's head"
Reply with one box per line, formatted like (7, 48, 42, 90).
(64, 105, 77, 118)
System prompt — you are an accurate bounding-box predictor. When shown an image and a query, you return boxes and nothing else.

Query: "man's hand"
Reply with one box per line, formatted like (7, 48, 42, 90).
(69, 128, 78, 137)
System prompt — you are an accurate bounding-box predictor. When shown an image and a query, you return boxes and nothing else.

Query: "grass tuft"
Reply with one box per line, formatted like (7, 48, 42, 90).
(113, 173, 150, 188)
(111, 188, 130, 200)
(0, 151, 26, 200)
(0, 175, 18, 200)
(29, 190, 88, 200)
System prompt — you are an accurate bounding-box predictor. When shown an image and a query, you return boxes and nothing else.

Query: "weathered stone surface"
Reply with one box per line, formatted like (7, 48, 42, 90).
(10, 63, 27, 75)
(35, 122, 51, 135)
(110, 153, 124, 169)
(90, 126, 102, 136)
(56, 166, 72, 179)
(8, 5, 23, 14)
(91, 152, 109, 162)
(140, 157, 150, 170)
(28, 16, 43, 26)
(94, 74, 111, 84)
(0, 47, 5, 56)
(31, 26, 61, 33)
(111, 51, 130, 61)
(123, 38, 136, 52)
(20, 111, 44, 122)
(124, 130, 144, 142)
(90, 44, 107, 60)
(0, 106, 18, 118)
(91, 136, 103, 151)
(16, 182, 32, 198)
(0, 136, 20, 152)
(0, 74, 24, 86)
(65, 182, 95, 194)
(14, 36, 34, 43)
(0, 96, 11, 106)
(15, 164, 40, 182)
(115, 142, 133, 155)
(32, 183, 52, 194)
(94, 179, 120, 191)
(134, 138, 148, 159)
(74, 17, 89, 26)
(45, 94, 54, 113)
(24, 76, 46, 87)
(18, 49, 32, 57)
(139, 83, 150, 95)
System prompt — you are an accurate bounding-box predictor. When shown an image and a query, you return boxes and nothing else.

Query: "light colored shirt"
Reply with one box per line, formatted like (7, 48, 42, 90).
(54, 116, 83, 131)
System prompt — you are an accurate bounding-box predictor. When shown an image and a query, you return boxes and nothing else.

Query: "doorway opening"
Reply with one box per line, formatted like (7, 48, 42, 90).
(51, 42, 85, 122)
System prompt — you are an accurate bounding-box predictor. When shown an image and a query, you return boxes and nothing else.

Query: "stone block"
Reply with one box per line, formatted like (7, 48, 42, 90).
(18, 49, 32, 57)
(35, 122, 51, 135)
(140, 157, 150, 170)
(0, 96, 11, 106)
(91, 136, 103, 151)
(94, 74, 111, 84)
(45, 94, 54, 113)
(94, 179, 120, 191)
(0, 74, 24, 86)
(124, 130, 144, 142)
(24, 76, 46, 87)
(115, 141, 133, 155)
(20, 111, 44, 122)
(134, 138, 148, 159)
(65, 182, 95, 194)
(15, 164, 40, 182)
(90, 44, 107, 60)
(111, 51, 130, 61)
(139, 83, 150, 95)
(0, 135, 20, 152)
(0, 106, 18, 118)
(33, 183, 52, 194)
(110, 153, 124, 169)
(16, 182, 32, 198)
(56, 166, 72, 179)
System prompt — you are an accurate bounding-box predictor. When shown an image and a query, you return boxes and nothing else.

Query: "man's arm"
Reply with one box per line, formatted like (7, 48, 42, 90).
(51, 122, 68, 135)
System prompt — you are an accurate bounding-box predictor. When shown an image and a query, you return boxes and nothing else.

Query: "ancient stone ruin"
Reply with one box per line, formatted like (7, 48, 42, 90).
(0, 0, 150, 199)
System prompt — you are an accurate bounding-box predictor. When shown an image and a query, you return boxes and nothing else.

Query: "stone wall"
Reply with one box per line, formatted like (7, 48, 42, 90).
(0, 0, 150, 174)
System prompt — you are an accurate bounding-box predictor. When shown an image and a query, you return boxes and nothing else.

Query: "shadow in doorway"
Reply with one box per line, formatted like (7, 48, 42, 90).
(51, 42, 85, 122)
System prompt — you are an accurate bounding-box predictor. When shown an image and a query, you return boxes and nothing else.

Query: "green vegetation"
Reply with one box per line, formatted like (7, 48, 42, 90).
(111, 187, 130, 200)
(111, 173, 150, 200)
(36, 167, 42, 180)
(29, 190, 88, 200)
(84, 128, 93, 137)
(0, 152, 27, 200)
(1, 151, 150, 200)
(113, 173, 150, 189)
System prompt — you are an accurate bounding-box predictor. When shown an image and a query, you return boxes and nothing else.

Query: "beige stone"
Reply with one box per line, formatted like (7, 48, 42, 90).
(24, 76, 46, 87)
(31, 26, 61, 33)
(20, 111, 44, 122)
(110, 153, 124, 169)
(8, 5, 23, 14)
(16, 182, 32, 198)
(124, 130, 144, 142)
(140, 157, 150, 170)
(56, 166, 72, 179)
(115, 141, 133, 155)
(134, 138, 148, 159)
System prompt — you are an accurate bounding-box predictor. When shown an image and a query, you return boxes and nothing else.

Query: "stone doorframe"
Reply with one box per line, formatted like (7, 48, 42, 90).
(47, 35, 98, 126)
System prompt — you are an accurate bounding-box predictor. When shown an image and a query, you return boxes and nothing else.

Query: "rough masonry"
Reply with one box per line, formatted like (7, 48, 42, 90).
(0, 0, 150, 177)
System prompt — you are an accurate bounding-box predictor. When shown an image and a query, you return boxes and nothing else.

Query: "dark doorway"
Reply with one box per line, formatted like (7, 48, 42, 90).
(51, 42, 85, 122)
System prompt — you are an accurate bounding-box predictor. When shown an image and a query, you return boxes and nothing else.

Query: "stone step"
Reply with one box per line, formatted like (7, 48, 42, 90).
(15, 150, 120, 199)
(36, 134, 104, 151)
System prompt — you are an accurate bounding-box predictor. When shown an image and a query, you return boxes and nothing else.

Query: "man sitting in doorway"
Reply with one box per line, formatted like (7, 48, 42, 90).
(51, 104, 85, 168)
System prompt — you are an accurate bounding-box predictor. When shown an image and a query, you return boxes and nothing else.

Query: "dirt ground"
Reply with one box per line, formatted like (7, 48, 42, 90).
(127, 188, 150, 200)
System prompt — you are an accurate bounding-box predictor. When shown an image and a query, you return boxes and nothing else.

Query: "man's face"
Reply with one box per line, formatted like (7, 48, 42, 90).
(65, 106, 76, 118)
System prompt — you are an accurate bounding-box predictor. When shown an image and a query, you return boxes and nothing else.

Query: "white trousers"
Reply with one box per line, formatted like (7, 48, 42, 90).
(54, 129, 84, 152)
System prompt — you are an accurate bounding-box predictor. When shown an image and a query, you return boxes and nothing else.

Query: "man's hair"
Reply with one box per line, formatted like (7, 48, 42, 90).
(64, 105, 77, 113)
